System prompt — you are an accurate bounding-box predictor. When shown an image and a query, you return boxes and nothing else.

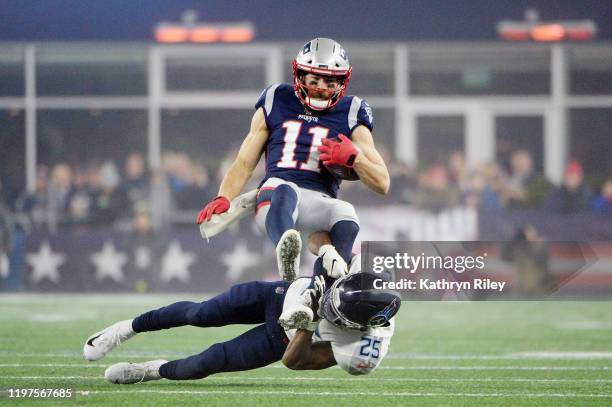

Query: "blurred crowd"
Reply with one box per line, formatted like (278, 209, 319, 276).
(1, 151, 209, 234)
(0, 148, 611, 238)
(341, 148, 612, 216)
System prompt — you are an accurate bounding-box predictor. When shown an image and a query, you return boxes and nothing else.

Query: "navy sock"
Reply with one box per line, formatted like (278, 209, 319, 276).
(132, 301, 202, 333)
(265, 184, 298, 246)
(330, 220, 360, 262)
(311, 257, 334, 287)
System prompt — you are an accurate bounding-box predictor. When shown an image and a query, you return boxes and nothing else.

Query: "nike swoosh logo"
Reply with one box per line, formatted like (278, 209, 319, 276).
(87, 333, 102, 347)
(331, 259, 337, 270)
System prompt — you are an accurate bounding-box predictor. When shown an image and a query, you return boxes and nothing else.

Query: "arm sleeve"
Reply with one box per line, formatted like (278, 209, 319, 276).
(348, 97, 374, 133)
(254, 84, 280, 117)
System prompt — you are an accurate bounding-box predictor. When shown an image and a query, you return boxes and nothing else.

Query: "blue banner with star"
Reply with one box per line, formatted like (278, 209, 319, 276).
(19, 225, 279, 293)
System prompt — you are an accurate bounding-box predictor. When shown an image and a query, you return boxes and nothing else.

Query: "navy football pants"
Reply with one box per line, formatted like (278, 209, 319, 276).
(132, 281, 290, 380)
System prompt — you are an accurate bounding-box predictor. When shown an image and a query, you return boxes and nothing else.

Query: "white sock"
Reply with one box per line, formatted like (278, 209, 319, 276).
(119, 319, 136, 338)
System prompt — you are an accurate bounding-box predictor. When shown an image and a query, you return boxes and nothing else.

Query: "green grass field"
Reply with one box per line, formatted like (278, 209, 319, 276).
(1, 295, 611, 406)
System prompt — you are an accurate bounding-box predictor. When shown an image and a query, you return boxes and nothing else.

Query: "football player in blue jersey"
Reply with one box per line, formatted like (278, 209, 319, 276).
(197, 38, 390, 282)
(83, 232, 400, 383)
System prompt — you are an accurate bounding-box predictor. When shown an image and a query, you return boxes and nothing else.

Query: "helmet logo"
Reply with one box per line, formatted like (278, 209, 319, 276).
(368, 314, 388, 327)
(303, 42, 312, 54)
(339, 48, 347, 60)
(367, 298, 400, 327)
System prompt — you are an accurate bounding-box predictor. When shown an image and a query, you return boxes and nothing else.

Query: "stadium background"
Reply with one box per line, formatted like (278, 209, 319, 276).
(0, 1, 611, 404)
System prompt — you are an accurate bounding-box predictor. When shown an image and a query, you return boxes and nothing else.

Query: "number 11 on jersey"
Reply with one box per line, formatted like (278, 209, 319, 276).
(277, 121, 329, 172)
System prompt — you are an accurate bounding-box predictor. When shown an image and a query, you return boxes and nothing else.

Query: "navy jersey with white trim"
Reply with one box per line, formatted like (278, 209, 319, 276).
(255, 83, 373, 198)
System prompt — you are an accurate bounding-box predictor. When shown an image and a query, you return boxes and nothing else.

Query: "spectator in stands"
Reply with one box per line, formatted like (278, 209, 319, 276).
(589, 178, 612, 214)
(545, 160, 591, 215)
(163, 152, 211, 210)
(90, 161, 129, 226)
(48, 163, 73, 228)
(504, 150, 551, 209)
(177, 159, 210, 210)
(413, 164, 460, 213)
(448, 150, 468, 191)
(122, 152, 150, 215)
(463, 163, 503, 210)
(65, 166, 93, 227)
(16, 166, 50, 229)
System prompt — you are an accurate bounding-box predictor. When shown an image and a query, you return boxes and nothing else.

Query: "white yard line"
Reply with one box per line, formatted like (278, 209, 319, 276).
(1, 363, 612, 371)
(75, 389, 612, 398)
(510, 352, 612, 359)
(2, 376, 612, 384)
(4, 351, 612, 360)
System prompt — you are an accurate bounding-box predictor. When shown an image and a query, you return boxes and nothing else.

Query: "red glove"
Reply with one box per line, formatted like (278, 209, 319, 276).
(318, 134, 359, 168)
(196, 196, 230, 224)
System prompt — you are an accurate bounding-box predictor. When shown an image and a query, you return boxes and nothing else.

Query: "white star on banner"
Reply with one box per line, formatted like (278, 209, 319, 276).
(160, 240, 195, 283)
(90, 241, 127, 283)
(26, 241, 65, 284)
(220, 242, 261, 282)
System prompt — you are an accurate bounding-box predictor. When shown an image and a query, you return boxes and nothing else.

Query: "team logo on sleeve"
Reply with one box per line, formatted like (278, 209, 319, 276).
(363, 102, 373, 125)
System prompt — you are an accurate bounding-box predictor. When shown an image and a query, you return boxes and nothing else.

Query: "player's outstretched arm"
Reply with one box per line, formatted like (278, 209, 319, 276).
(197, 108, 268, 223)
(282, 330, 336, 370)
(351, 125, 390, 195)
(218, 108, 269, 199)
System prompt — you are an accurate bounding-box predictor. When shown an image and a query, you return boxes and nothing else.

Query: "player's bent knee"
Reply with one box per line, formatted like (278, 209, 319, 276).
(185, 303, 207, 326)
(329, 202, 360, 228)
(272, 184, 299, 207)
(189, 342, 228, 380)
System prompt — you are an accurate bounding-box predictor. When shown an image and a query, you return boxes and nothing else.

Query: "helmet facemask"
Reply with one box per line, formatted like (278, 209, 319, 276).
(292, 38, 352, 112)
(320, 278, 365, 330)
(292, 61, 352, 111)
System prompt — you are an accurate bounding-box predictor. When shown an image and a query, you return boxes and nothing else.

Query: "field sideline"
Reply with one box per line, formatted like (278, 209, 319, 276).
(1, 295, 611, 406)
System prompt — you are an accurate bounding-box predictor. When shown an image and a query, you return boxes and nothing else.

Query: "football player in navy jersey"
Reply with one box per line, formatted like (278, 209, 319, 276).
(83, 232, 400, 383)
(197, 38, 390, 282)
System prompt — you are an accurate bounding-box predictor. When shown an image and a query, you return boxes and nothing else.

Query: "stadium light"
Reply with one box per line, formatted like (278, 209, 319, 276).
(497, 8, 597, 42)
(154, 10, 255, 43)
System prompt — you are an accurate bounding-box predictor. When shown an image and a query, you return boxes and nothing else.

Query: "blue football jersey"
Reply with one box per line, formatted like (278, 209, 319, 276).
(255, 83, 374, 198)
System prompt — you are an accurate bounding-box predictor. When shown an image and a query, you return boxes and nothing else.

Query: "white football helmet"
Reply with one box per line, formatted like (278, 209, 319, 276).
(292, 38, 352, 111)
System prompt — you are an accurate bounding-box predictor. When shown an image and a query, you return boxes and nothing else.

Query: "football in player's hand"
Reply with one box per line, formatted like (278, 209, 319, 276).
(325, 163, 360, 181)
(321, 136, 360, 181)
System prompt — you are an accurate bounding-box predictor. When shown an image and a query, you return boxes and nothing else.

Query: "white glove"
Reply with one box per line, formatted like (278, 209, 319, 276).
(278, 276, 326, 331)
(318, 244, 348, 279)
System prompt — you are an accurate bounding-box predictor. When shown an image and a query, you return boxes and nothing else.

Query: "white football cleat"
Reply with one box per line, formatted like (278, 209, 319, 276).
(276, 229, 302, 282)
(278, 305, 316, 331)
(278, 276, 324, 332)
(83, 319, 136, 361)
(318, 244, 348, 279)
(105, 359, 167, 384)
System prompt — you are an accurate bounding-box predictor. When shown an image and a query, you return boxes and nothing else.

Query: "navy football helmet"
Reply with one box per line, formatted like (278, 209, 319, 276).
(320, 272, 401, 330)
